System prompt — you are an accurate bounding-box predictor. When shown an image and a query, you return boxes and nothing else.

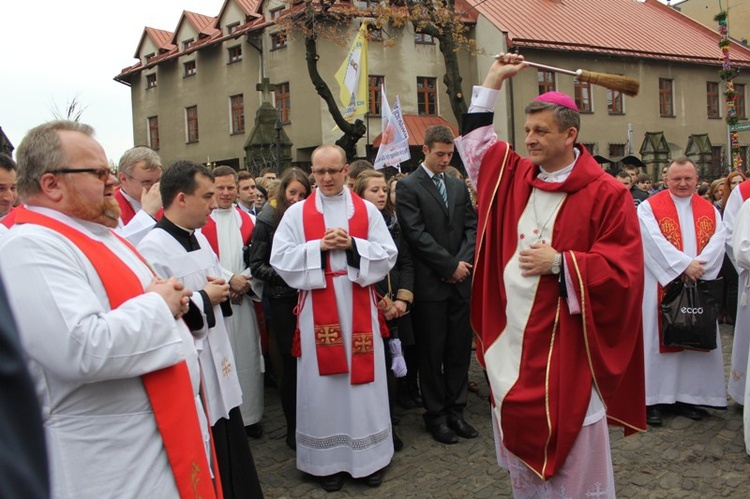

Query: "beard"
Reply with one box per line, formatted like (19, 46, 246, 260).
(67, 189, 121, 228)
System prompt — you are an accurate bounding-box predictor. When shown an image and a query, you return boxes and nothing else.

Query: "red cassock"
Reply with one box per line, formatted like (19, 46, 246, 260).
(472, 142, 646, 479)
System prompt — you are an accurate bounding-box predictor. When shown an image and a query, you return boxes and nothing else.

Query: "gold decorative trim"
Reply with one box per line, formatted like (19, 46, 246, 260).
(541, 299, 561, 480)
(314, 324, 343, 346)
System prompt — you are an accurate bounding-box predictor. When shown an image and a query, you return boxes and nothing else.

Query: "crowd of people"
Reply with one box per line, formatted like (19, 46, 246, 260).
(2, 55, 750, 498)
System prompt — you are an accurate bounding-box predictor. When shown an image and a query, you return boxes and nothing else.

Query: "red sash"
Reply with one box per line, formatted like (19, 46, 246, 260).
(648, 192, 716, 353)
(201, 207, 255, 256)
(13, 207, 221, 499)
(301, 191, 376, 384)
(1, 205, 18, 228)
(115, 187, 163, 224)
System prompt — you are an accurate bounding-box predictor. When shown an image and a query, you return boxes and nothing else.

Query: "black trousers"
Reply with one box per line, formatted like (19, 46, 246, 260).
(269, 295, 298, 440)
(412, 295, 472, 427)
(212, 407, 264, 498)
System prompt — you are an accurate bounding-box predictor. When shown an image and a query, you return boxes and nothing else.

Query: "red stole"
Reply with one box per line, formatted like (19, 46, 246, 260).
(301, 191, 376, 384)
(1, 205, 18, 228)
(201, 207, 255, 256)
(472, 141, 646, 479)
(12, 206, 221, 499)
(739, 179, 750, 202)
(115, 187, 163, 224)
(647, 191, 716, 353)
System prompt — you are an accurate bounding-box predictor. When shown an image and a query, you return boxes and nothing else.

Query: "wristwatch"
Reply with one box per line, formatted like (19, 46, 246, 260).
(551, 253, 562, 275)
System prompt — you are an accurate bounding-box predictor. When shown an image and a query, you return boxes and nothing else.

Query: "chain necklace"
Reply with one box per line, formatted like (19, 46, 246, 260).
(530, 188, 565, 243)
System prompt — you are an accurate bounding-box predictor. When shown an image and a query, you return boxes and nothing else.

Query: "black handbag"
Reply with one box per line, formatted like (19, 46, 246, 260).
(660, 278, 723, 351)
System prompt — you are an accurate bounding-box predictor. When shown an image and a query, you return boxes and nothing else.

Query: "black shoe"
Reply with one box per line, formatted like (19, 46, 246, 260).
(393, 429, 403, 452)
(245, 423, 263, 439)
(674, 402, 704, 420)
(646, 405, 662, 426)
(448, 417, 479, 439)
(397, 380, 417, 409)
(429, 423, 458, 444)
(321, 473, 344, 492)
(364, 469, 384, 487)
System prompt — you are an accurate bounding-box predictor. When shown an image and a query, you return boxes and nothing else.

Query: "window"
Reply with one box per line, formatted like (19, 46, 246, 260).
(228, 45, 242, 63)
(275, 82, 291, 123)
(707, 82, 720, 118)
(417, 76, 437, 116)
(148, 116, 160, 150)
(415, 32, 434, 44)
(230, 94, 245, 134)
(574, 79, 592, 113)
(145, 52, 155, 63)
(736, 83, 747, 120)
(582, 143, 597, 155)
(270, 7, 283, 20)
(183, 60, 196, 77)
(182, 38, 194, 51)
(186, 106, 199, 143)
(368, 75, 384, 115)
(369, 27, 383, 42)
(609, 144, 625, 158)
(659, 78, 674, 117)
(712, 145, 724, 171)
(538, 70, 555, 94)
(607, 89, 623, 114)
(227, 22, 240, 34)
(271, 31, 287, 50)
(146, 73, 157, 89)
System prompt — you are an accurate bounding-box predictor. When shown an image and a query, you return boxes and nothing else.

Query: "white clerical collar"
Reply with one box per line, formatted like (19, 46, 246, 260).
(120, 188, 142, 212)
(537, 148, 581, 184)
(171, 219, 195, 235)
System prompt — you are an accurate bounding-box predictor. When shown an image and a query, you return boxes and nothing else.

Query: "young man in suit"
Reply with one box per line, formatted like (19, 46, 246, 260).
(396, 125, 478, 444)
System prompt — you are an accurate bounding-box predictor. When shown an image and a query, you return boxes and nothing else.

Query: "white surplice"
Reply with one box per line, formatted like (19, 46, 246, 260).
(0, 206, 209, 499)
(723, 186, 750, 404)
(638, 195, 727, 407)
(209, 207, 264, 426)
(270, 188, 397, 478)
(729, 198, 750, 453)
(138, 227, 243, 425)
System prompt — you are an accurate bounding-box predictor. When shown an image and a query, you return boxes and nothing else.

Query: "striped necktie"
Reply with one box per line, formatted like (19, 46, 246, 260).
(432, 173, 448, 207)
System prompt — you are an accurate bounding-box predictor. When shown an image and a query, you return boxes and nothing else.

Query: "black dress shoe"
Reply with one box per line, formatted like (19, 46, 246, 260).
(320, 473, 344, 492)
(448, 418, 479, 439)
(245, 423, 263, 439)
(674, 402, 704, 420)
(646, 405, 662, 426)
(429, 423, 458, 444)
(364, 469, 384, 487)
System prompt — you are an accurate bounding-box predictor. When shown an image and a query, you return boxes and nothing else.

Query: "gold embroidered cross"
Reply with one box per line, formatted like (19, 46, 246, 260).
(221, 358, 233, 378)
(353, 334, 373, 353)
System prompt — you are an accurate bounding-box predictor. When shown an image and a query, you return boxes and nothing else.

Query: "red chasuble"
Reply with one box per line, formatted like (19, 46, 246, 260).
(472, 142, 646, 480)
(300, 190, 378, 385)
(647, 191, 717, 353)
(13, 206, 221, 499)
(115, 187, 163, 224)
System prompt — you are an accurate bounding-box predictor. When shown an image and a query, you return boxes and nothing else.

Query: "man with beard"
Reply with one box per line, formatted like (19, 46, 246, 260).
(138, 161, 263, 498)
(0, 121, 219, 498)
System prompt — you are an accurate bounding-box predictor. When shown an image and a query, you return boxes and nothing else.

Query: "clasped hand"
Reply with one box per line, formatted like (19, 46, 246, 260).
(147, 276, 192, 318)
(320, 227, 352, 251)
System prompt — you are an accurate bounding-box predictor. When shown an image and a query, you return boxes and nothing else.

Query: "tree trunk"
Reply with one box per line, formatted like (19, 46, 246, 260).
(437, 31, 468, 134)
(304, 35, 366, 161)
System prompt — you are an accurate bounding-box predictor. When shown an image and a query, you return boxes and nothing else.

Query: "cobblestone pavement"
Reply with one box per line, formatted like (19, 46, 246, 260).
(250, 325, 750, 498)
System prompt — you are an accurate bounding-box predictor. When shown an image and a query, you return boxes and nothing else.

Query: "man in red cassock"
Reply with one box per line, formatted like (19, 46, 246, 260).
(454, 53, 646, 496)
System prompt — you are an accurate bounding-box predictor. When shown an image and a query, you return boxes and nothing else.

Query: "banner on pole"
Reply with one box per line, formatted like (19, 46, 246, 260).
(334, 23, 369, 118)
(374, 86, 410, 170)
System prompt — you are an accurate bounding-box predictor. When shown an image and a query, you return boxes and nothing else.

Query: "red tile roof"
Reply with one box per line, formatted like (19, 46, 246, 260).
(372, 115, 459, 147)
(468, 0, 750, 67)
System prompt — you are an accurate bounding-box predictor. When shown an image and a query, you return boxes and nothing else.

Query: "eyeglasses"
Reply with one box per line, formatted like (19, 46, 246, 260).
(50, 168, 115, 182)
(124, 172, 160, 188)
(311, 165, 346, 176)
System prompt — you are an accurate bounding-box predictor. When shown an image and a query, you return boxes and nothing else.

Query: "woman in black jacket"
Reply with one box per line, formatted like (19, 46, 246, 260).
(248, 168, 311, 450)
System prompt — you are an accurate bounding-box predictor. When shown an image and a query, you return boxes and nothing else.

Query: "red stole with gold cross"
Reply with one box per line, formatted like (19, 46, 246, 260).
(13, 206, 221, 499)
(647, 191, 716, 353)
(302, 190, 375, 384)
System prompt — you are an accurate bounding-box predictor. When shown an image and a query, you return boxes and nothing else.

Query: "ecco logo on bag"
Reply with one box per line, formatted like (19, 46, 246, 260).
(680, 307, 704, 314)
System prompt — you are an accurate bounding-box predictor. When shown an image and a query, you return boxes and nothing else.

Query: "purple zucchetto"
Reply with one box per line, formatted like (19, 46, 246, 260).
(534, 91, 578, 112)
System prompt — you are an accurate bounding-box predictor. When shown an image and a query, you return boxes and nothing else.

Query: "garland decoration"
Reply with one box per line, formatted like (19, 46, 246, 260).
(716, 9, 743, 171)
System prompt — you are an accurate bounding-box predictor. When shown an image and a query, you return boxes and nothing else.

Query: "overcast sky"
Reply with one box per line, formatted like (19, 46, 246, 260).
(0, 0, 687, 163)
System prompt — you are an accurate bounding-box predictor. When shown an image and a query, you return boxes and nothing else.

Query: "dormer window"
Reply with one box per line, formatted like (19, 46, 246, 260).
(227, 22, 240, 35)
(145, 52, 155, 63)
(182, 38, 194, 51)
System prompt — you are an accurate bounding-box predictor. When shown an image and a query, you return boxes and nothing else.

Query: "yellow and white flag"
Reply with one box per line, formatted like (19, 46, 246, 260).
(335, 23, 368, 119)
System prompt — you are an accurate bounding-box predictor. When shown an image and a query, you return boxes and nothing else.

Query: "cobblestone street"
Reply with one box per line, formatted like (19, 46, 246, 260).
(251, 325, 750, 497)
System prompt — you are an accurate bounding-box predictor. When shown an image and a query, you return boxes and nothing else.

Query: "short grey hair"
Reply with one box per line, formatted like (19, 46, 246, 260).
(16, 120, 94, 198)
(118, 146, 161, 176)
